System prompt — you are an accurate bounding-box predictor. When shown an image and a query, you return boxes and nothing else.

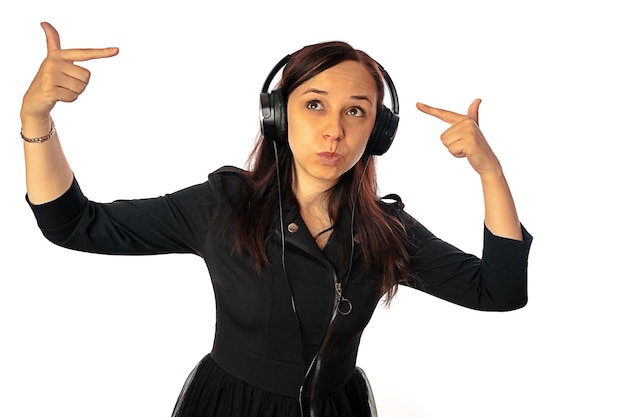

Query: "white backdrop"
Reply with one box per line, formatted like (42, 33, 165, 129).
(1, 1, 625, 416)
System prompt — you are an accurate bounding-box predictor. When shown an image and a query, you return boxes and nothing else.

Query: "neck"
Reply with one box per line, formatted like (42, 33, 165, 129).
(296, 189, 329, 220)
(293, 175, 336, 244)
(293, 174, 335, 215)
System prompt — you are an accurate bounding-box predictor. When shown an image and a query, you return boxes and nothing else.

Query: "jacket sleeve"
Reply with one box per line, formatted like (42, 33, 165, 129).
(26, 176, 215, 257)
(400, 210, 533, 312)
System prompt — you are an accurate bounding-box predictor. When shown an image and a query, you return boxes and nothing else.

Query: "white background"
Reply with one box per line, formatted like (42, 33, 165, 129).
(1, 1, 625, 416)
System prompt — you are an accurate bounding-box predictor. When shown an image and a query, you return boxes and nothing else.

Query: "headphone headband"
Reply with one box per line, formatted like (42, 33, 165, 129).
(261, 54, 292, 95)
(376, 62, 400, 116)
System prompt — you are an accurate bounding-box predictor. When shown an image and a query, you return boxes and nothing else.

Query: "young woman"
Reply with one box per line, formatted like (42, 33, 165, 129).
(21, 22, 532, 417)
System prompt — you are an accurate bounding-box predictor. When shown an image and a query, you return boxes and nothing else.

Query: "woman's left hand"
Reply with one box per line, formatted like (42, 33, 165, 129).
(417, 99, 523, 240)
(416, 99, 501, 177)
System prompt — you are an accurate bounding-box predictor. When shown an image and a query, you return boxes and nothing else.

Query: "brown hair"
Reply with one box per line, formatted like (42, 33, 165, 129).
(230, 41, 414, 301)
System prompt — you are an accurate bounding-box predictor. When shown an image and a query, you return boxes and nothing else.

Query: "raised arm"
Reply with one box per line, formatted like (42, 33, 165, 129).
(416, 99, 523, 241)
(20, 22, 118, 204)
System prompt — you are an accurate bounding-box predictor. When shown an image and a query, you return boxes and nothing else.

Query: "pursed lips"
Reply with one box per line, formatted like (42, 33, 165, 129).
(317, 152, 343, 166)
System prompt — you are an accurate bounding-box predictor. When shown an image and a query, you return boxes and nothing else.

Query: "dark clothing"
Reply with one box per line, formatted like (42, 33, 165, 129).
(171, 354, 376, 417)
(28, 166, 532, 416)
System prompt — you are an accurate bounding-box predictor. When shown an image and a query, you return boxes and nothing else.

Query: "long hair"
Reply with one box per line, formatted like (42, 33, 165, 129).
(230, 41, 414, 301)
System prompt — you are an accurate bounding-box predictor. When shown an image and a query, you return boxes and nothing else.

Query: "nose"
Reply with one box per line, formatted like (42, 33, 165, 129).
(322, 112, 344, 142)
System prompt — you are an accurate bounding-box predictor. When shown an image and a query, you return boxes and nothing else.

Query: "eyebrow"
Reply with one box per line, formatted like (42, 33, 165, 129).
(301, 88, 373, 104)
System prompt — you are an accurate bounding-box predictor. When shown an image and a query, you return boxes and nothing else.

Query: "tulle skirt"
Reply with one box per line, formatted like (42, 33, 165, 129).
(171, 354, 376, 417)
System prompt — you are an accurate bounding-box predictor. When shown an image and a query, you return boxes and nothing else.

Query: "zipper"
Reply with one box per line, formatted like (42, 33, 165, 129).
(285, 224, 353, 416)
(336, 282, 353, 315)
(299, 267, 341, 417)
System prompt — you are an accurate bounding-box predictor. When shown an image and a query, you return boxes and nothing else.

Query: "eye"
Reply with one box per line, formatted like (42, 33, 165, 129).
(306, 100, 323, 111)
(347, 106, 366, 117)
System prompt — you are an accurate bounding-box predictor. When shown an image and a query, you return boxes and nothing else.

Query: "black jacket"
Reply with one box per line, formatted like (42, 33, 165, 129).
(28, 166, 533, 399)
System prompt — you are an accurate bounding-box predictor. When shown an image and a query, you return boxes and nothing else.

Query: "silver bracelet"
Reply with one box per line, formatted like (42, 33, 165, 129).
(21, 121, 56, 143)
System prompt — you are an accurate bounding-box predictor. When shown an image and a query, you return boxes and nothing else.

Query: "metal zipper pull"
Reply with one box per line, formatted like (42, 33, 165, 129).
(335, 283, 352, 315)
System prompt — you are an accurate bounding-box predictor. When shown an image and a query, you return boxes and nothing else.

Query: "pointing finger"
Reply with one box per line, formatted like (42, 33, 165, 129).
(41, 21, 61, 53)
(416, 102, 465, 125)
(60, 47, 120, 62)
(468, 98, 481, 125)
(41, 22, 118, 62)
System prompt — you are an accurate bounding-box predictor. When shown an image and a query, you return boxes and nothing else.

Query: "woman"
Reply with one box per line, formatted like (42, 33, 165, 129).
(21, 22, 532, 417)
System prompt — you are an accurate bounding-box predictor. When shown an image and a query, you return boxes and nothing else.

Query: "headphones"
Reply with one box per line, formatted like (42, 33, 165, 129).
(259, 54, 400, 156)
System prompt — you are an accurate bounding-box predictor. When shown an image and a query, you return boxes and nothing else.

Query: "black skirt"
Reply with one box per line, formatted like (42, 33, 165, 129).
(171, 354, 377, 417)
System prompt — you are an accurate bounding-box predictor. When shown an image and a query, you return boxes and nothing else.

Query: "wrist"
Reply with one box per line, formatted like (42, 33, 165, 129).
(479, 166, 508, 188)
(20, 112, 53, 139)
(21, 120, 56, 144)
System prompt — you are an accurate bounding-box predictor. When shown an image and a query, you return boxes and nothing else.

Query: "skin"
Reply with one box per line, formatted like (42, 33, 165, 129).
(416, 101, 522, 240)
(286, 60, 377, 241)
(20, 22, 522, 245)
(20, 22, 118, 204)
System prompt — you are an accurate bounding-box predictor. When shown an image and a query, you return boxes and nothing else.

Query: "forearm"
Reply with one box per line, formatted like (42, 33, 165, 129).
(21, 114, 74, 205)
(480, 167, 522, 241)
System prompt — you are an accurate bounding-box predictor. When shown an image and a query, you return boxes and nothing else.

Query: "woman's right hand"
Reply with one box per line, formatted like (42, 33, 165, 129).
(21, 22, 118, 205)
(20, 22, 119, 126)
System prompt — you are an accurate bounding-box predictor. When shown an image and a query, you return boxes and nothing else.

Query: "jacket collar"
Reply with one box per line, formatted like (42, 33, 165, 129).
(278, 204, 363, 280)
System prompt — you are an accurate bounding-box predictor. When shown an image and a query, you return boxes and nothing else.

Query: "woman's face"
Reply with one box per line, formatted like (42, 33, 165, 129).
(287, 60, 377, 191)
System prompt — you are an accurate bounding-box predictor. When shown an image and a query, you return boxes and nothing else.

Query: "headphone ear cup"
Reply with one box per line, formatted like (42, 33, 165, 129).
(260, 88, 288, 144)
(365, 106, 399, 156)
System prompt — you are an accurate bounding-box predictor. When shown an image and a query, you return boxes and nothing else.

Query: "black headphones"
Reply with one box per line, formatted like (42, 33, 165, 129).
(259, 54, 400, 156)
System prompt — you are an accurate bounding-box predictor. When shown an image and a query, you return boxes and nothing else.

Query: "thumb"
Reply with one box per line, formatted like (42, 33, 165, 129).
(41, 22, 61, 54)
(468, 98, 481, 125)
